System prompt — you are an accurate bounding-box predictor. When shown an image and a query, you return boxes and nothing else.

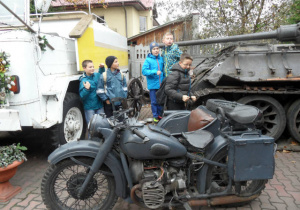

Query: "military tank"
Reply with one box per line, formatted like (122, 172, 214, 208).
(176, 23, 300, 142)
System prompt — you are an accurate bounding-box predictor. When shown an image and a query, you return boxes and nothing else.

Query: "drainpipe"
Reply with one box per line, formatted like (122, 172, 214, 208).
(88, 0, 91, 14)
(122, 2, 128, 38)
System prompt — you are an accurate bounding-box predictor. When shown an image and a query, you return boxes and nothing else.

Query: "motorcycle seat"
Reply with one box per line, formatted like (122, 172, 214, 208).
(226, 105, 262, 125)
(182, 130, 214, 149)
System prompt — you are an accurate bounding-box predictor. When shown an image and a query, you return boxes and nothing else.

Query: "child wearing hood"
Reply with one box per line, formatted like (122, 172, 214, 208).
(142, 42, 164, 123)
(165, 53, 196, 110)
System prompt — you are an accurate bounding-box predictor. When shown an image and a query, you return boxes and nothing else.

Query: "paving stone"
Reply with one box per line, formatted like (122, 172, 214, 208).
(0, 198, 22, 210)
(287, 191, 300, 205)
(280, 197, 299, 210)
(17, 194, 39, 207)
(278, 179, 299, 192)
(264, 189, 284, 203)
(24, 200, 41, 210)
(250, 199, 261, 209)
(259, 194, 276, 209)
(270, 203, 287, 210)
(272, 185, 291, 197)
(285, 175, 300, 185)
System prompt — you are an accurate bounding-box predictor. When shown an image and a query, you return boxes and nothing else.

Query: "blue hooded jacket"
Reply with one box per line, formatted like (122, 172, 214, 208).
(79, 68, 105, 110)
(142, 53, 164, 90)
(96, 68, 127, 105)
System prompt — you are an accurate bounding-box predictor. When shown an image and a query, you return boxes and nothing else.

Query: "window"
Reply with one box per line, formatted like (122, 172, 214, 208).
(96, 16, 105, 24)
(139, 16, 147, 32)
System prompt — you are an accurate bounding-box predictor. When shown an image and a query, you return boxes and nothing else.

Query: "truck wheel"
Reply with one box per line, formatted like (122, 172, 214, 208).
(287, 99, 300, 143)
(51, 93, 86, 146)
(238, 95, 286, 141)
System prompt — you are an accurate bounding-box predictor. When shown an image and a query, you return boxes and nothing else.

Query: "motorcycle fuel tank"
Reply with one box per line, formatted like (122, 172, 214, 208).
(119, 125, 187, 159)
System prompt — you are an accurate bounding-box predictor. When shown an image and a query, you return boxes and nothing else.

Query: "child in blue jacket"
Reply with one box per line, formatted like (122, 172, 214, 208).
(97, 56, 127, 117)
(79, 60, 105, 124)
(142, 42, 164, 123)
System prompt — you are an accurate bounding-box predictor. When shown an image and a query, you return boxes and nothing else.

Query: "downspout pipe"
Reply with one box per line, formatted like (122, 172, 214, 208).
(122, 2, 128, 38)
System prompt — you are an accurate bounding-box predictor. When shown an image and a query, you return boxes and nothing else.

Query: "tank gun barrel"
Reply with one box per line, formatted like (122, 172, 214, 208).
(174, 23, 300, 46)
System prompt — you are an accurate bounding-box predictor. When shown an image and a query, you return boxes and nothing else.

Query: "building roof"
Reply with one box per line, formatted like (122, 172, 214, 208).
(128, 14, 193, 41)
(51, 0, 154, 10)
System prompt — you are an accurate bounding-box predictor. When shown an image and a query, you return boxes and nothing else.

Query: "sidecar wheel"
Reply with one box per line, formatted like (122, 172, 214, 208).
(205, 148, 267, 207)
(41, 157, 118, 210)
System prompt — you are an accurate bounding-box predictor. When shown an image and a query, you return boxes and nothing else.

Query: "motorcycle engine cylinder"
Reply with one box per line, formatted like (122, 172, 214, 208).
(142, 181, 164, 209)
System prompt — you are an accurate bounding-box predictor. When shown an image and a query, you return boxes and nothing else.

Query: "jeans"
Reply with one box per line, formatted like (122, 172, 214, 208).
(84, 108, 104, 124)
(149, 89, 162, 118)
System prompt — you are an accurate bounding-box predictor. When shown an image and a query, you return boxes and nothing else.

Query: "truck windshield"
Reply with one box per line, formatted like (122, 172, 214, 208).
(0, 0, 26, 27)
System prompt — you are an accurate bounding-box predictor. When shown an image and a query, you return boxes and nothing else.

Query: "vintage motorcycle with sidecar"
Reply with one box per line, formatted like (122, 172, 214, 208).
(41, 99, 275, 210)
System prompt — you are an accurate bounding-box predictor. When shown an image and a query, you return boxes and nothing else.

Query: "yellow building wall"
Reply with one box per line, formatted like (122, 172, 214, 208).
(92, 6, 153, 38)
(77, 21, 128, 71)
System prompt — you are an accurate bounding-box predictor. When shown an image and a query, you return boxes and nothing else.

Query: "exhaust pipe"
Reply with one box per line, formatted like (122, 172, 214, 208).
(188, 194, 260, 206)
(131, 183, 259, 207)
(130, 184, 146, 208)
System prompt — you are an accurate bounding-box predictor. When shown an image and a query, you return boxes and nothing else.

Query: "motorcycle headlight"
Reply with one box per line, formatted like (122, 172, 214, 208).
(88, 114, 112, 138)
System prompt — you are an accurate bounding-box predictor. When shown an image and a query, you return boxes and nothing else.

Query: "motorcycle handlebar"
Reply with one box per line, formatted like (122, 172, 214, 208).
(132, 128, 147, 139)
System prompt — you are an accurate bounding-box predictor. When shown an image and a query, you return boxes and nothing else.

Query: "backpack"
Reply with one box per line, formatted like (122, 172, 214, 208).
(102, 70, 124, 92)
(155, 77, 167, 106)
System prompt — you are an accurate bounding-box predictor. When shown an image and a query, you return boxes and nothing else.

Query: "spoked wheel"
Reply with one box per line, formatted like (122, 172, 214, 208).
(50, 93, 86, 147)
(206, 148, 267, 207)
(238, 95, 286, 141)
(287, 99, 300, 143)
(41, 157, 117, 210)
(127, 78, 143, 117)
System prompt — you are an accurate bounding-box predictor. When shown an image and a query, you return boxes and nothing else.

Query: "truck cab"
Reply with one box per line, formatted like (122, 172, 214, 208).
(0, 0, 128, 146)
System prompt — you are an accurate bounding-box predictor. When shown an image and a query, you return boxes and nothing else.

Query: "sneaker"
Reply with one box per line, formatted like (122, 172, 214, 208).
(158, 116, 162, 120)
(153, 117, 159, 123)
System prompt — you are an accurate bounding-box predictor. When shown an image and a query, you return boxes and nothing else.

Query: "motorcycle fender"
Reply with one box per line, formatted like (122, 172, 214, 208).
(48, 140, 128, 198)
(197, 135, 228, 194)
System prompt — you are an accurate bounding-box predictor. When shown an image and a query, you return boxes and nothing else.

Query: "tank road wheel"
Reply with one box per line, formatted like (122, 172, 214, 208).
(51, 93, 86, 147)
(287, 99, 300, 143)
(127, 78, 143, 117)
(238, 95, 286, 141)
(41, 157, 117, 210)
(205, 148, 267, 207)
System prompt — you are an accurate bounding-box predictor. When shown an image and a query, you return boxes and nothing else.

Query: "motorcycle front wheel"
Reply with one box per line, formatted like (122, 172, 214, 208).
(41, 157, 118, 210)
(205, 148, 267, 207)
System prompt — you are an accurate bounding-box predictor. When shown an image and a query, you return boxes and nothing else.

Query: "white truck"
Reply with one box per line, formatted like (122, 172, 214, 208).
(0, 0, 128, 146)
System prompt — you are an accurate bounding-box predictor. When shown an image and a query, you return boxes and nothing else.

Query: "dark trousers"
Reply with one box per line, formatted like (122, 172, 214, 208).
(167, 99, 185, 110)
(149, 89, 163, 118)
(104, 103, 121, 118)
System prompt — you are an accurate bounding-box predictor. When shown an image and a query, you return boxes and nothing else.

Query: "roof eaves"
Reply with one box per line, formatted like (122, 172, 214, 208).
(128, 15, 192, 40)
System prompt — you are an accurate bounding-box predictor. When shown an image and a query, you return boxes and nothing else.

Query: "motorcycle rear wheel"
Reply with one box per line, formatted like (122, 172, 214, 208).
(41, 157, 117, 210)
(205, 148, 267, 207)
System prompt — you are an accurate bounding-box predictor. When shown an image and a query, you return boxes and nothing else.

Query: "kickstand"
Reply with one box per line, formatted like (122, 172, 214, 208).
(183, 202, 192, 210)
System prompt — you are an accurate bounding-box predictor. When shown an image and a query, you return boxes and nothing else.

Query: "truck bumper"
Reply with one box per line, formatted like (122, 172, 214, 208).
(0, 109, 21, 131)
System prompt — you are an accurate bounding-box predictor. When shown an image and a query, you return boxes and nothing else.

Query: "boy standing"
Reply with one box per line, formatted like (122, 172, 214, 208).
(162, 32, 182, 77)
(79, 60, 105, 124)
(142, 42, 164, 123)
(165, 53, 196, 110)
(97, 56, 127, 117)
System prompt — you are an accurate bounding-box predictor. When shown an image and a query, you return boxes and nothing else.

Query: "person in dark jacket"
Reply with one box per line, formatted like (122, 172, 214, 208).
(79, 60, 105, 124)
(142, 41, 164, 123)
(165, 53, 196, 110)
(97, 56, 127, 117)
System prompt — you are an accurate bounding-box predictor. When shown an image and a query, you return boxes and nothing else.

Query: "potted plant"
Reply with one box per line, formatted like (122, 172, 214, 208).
(0, 51, 15, 107)
(0, 143, 27, 202)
